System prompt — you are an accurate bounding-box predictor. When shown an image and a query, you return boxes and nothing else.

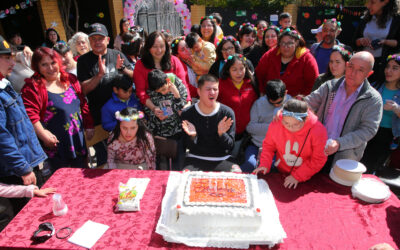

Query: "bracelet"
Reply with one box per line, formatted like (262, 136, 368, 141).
(56, 227, 72, 239)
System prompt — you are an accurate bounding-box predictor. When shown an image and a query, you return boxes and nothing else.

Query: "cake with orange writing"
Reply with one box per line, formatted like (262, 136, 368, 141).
(173, 171, 262, 237)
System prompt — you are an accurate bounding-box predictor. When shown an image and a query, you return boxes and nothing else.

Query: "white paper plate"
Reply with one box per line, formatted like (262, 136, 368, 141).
(329, 168, 359, 186)
(352, 178, 391, 203)
(335, 159, 366, 173)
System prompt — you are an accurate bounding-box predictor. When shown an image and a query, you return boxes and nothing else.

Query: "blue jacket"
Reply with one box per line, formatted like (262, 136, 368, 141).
(0, 77, 46, 177)
(376, 84, 400, 137)
(101, 92, 141, 131)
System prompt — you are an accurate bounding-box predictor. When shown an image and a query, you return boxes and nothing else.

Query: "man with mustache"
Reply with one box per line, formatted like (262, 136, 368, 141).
(310, 18, 351, 74)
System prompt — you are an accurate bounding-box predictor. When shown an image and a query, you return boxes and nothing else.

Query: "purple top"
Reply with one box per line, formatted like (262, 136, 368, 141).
(324, 80, 364, 140)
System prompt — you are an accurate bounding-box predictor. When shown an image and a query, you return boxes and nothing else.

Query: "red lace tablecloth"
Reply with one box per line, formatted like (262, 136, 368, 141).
(0, 168, 399, 249)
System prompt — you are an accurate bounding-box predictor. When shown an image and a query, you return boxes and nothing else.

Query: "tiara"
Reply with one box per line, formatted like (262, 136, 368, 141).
(323, 18, 341, 27)
(333, 45, 352, 57)
(239, 23, 255, 31)
(200, 16, 214, 22)
(280, 28, 301, 39)
(115, 110, 144, 122)
(217, 35, 240, 46)
(171, 36, 184, 48)
(387, 54, 400, 62)
(226, 54, 246, 62)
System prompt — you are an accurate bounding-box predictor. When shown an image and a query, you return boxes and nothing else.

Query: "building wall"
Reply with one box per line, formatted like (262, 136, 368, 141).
(37, 0, 67, 41)
(108, 0, 124, 38)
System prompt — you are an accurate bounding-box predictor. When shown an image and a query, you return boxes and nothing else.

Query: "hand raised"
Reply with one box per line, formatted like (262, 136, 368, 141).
(98, 55, 106, 77)
(182, 120, 197, 137)
(116, 54, 124, 70)
(217, 116, 233, 136)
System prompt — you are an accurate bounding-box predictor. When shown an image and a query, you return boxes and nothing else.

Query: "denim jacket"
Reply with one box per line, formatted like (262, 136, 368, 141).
(0, 77, 46, 177)
(376, 84, 400, 137)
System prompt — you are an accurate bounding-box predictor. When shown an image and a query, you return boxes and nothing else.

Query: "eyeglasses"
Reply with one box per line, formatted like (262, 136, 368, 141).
(201, 24, 213, 28)
(221, 46, 235, 52)
(279, 42, 295, 48)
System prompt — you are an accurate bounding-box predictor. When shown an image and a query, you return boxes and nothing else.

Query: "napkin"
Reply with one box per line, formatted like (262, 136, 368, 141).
(68, 220, 109, 249)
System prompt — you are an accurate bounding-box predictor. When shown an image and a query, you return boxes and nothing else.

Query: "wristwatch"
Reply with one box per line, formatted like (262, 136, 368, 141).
(118, 65, 126, 72)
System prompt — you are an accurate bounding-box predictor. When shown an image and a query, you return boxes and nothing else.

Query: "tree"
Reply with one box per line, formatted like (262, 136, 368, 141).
(57, 0, 79, 40)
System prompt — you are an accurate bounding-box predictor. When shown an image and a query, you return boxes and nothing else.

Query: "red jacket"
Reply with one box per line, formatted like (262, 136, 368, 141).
(255, 47, 319, 96)
(218, 78, 258, 135)
(21, 73, 94, 129)
(259, 111, 327, 182)
(180, 59, 198, 98)
(133, 55, 191, 105)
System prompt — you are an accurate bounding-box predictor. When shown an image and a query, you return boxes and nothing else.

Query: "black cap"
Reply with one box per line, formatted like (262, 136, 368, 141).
(0, 35, 12, 55)
(89, 23, 108, 37)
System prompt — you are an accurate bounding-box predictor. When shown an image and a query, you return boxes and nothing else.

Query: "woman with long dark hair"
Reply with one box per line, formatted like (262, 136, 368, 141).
(361, 53, 400, 174)
(208, 36, 254, 78)
(107, 107, 156, 169)
(312, 45, 352, 91)
(133, 31, 191, 115)
(237, 23, 257, 57)
(42, 28, 62, 48)
(114, 18, 131, 51)
(218, 54, 258, 138)
(353, 0, 400, 83)
(21, 47, 94, 172)
(171, 36, 198, 98)
(199, 16, 218, 47)
(247, 25, 280, 68)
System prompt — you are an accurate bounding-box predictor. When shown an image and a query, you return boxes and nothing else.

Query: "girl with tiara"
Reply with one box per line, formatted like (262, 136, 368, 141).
(107, 107, 156, 170)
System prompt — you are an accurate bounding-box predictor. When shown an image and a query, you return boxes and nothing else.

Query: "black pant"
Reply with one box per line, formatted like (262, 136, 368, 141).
(0, 167, 43, 220)
(183, 157, 236, 172)
(361, 127, 393, 174)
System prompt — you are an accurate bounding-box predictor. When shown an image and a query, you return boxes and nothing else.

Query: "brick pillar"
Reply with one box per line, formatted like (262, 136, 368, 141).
(37, 0, 67, 41)
(108, 0, 124, 39)
(191, 5, 205, 26)
(284, 3, 299, 27)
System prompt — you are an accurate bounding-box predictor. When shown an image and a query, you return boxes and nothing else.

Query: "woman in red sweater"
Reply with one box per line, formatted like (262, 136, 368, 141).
(133, 31, 191, 114)
(21, 47, 94, 171)
(218, 54, 258, 138)
(253, 99, 327, 189)
(171, 37, 198, 98)
(255, 28, 319, 96)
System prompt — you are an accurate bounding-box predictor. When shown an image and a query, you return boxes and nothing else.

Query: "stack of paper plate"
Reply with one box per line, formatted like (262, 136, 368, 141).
(352, 178, 391, 203)
(329, 159, 367, 186)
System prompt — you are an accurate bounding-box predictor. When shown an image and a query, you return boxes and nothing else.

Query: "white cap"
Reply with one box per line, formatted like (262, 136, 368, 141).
(311, 25, 323, 34)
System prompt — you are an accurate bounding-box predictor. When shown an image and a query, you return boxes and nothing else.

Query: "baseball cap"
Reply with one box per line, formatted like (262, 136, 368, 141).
(89, 23, 108, 37)
(0, 35, 12, 55)
(311, 25, 323, 34)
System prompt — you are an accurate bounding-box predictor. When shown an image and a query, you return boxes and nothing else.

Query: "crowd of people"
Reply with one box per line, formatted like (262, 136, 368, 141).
(0, 0, 400, 239)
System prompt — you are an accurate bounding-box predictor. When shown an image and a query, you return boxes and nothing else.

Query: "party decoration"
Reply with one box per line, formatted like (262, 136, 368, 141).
(0, 1, 37, 19)
(50, 21, 58, 28)
(315, 19, 321, 25)
(97, 12, 104, 18)
(325, 9, 335, 15)
(251, 13, 258, 20)
(236, 10, 246, 17)
(9, 7, 16, 15)
(229, 21, 237, 27)
(303, 12, 310, 19)
(124, 0, 191, 35)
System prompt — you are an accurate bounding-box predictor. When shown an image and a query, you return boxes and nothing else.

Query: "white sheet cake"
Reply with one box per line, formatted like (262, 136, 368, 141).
(156, 171, 286, 248)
